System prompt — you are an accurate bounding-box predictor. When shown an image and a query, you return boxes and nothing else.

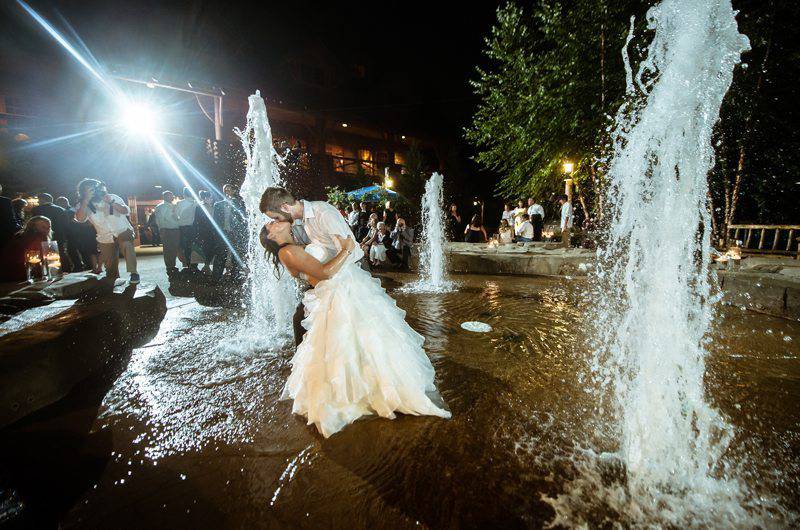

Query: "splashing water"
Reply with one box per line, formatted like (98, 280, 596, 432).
(232, 91, 297, 347)
(549, 0, 790, 526)
(402, 172, 454, 293)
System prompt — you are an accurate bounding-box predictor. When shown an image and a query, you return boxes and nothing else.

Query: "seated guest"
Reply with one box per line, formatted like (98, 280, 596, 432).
(31, 193, 70, 271)
(368, 221, 391, 266)
(0, 215, 52, 281)
(464, 214, 488, 243)
(498, 219, 514, 244)
(515, 213, 535, 242)
(359, 213, 379, 250)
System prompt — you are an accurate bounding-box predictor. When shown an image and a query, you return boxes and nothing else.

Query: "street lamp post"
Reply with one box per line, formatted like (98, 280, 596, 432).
(112, 75, 225, 141)
(563, 161, 574, 202)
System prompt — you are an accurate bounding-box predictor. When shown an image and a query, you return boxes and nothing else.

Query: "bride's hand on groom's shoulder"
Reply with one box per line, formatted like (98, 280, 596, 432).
(334, 234, 356, 252)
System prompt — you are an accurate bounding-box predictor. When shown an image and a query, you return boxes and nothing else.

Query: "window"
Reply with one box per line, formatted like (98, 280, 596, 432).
(359, 149, 376, 176)
(394, 151, 407, 166)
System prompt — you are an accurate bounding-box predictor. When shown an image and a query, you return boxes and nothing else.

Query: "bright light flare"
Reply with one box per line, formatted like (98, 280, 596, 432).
(119, 102, 159, 135)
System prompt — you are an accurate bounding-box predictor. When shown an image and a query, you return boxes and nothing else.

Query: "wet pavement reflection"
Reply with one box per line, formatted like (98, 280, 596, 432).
(2, 270, 798, 528)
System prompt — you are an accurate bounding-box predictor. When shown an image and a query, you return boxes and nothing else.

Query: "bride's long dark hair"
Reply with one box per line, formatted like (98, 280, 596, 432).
(259, 225, 284, 277)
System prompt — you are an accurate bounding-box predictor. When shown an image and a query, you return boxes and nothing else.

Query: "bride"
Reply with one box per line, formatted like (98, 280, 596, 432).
(260, 220, 451, 438)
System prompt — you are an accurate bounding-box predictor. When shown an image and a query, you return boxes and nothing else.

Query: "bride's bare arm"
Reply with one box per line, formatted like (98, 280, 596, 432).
(279, 236, 356, 281)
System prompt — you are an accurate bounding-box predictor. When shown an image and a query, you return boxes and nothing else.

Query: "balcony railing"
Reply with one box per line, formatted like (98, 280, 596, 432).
(727, 224, 800, 256)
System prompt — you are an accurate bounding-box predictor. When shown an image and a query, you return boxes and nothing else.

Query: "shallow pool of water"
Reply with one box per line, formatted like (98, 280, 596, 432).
(2, 273, 798, 528)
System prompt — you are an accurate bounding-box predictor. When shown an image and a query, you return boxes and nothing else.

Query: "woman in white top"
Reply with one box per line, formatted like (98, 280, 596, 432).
(368, 221, 390, 266)
(512, 200, 527, 233)
(501, 203, 513, 226)
(498, 219, 514, 244)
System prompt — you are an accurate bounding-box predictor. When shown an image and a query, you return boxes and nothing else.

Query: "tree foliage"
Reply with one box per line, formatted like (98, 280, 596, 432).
(470, 0, 800, 233)
(467, 0, 642, 209)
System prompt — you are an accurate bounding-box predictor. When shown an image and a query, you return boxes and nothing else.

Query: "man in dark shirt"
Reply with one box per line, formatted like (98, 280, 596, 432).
(0, 184, 17, 248)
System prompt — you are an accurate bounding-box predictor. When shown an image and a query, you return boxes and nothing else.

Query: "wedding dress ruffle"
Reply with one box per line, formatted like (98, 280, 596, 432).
(281, 261, 451, 438)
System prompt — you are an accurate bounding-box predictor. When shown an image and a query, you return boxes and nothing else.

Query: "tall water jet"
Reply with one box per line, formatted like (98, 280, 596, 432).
(234, 91, 298, 343)
(402, 172, 454, 293)
(569, 0, 768, 525)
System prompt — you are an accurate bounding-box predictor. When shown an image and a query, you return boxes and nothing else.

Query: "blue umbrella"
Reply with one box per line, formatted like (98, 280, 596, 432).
(345, 185, 398, 202)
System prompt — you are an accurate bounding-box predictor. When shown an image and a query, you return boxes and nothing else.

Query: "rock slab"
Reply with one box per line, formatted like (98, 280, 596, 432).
(0, 283, 167, 429)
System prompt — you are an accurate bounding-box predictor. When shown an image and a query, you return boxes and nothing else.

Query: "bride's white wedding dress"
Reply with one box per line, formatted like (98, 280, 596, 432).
(281, 243, 451, 438)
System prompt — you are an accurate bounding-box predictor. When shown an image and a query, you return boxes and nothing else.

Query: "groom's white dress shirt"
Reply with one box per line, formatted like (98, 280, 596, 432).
(296, 200, 364, 264)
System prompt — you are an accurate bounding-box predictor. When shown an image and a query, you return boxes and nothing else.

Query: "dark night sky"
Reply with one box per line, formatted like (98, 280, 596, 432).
(1, 0, 503, 201)
(3, 0, 501, 137)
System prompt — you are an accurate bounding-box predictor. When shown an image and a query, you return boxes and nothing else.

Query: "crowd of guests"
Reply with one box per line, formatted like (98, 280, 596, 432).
(0, 180, 247, 285)
(147, 184, 246, 280)
(447, 196, 574, 247)
(0, 180, 141, 283)
(343, 200, 414, 270)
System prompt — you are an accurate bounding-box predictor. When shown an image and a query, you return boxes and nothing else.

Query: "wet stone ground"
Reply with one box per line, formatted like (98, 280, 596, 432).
(1, 254, 798, 528)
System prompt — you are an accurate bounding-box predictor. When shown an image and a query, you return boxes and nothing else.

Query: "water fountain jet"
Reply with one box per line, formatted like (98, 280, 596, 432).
(231, 91, 298, 347)
(401, 172, 455, 293)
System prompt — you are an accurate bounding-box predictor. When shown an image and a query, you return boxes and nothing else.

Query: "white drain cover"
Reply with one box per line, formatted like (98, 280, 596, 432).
(461, 321, 493, 333)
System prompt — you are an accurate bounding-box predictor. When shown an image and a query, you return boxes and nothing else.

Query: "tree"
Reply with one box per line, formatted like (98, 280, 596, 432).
(395, 140, 427, 212)
(466, 0, 642, 219)
(709, 0, 800, 243)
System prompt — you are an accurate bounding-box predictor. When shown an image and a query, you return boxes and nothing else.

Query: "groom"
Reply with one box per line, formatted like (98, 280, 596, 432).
(259, 187, 363, 346)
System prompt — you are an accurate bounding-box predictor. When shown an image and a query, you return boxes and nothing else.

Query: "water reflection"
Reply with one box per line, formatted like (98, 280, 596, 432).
(8, 273, 795, 528)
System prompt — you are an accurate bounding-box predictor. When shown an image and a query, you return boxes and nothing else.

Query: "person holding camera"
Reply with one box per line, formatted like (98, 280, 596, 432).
(74, 178, 139, 284)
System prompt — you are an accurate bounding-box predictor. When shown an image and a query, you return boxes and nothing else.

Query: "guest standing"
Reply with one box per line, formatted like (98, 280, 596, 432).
(154, 191, 180, 276)
(512, 200, 527, 234)
(383, 200, 397, 229)
(64, 197, 98, 272)
(11, 198, 27, 230)
(464, 214, 488, 243)
(193, 190, 217, 272)
(176, 187, 198, 270)
(447, 204, 462, 242)
(500, 203, 514, 228)
(389, 217, 414, 270)
(347, 202, 360, 232)
(212, 184, 246, 280)
(527, 197, 545, 242)
(75, 179, 139, 284)
(0, 184, 17, 249)
(559, 195, 573, 248)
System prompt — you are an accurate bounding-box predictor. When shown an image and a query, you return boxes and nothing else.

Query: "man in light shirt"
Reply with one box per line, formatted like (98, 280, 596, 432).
(74, 178, 139, 284)
(347, 202, 360, 231)
(515, 213, 535, 242)
(175, 187, 198, 270)
(559, 195, 573, 248)
(527, 197, 545, 241)
(153, 190, 180, 275)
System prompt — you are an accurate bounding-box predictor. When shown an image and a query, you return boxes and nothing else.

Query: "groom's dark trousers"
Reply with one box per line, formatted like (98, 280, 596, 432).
(293, 302, 305, 347)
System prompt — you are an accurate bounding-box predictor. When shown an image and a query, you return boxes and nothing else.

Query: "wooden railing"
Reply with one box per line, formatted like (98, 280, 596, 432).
(726, 224, 800, 256)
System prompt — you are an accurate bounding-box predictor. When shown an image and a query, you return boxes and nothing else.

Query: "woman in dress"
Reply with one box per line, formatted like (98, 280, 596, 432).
(260, 220, 451, 438)
(498, 219, 514, 244)
(366, 221, 390, 266)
